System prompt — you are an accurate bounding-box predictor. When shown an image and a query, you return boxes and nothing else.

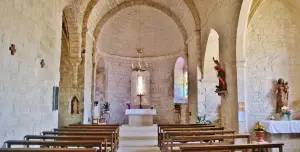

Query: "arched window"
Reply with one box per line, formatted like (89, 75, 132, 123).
(174, 57, 188, 103)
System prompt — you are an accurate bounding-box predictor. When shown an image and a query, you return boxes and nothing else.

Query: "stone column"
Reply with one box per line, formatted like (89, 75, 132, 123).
(91, 61, 96, 116)
(220, 61, 238, 131)
(70, 58, 81, 87)
(187, 30, 201, 123)
(236, 61, 248, 133)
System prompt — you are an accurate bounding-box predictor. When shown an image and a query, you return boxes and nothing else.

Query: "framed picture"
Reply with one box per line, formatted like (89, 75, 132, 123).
(52, 86, 59, 111)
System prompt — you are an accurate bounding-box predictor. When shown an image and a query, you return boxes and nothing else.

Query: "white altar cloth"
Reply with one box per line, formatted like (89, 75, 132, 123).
(125, 109, 156, 126)
(125, 109, 156, 115)
(261, 120, 300, 134)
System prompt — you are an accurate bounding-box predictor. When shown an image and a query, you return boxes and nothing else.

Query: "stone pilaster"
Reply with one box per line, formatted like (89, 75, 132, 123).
(236, 61, 248, 133)
(70, 58, 82, 87)
(221, 61, 238, 131)
(187, 30, 201, 124)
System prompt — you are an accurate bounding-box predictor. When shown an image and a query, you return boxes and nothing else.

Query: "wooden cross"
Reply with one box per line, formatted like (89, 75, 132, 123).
(9, 44, 16, 55)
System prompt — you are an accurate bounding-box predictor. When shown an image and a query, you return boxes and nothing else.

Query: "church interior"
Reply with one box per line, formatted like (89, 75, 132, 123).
(1, 0, 300, 151)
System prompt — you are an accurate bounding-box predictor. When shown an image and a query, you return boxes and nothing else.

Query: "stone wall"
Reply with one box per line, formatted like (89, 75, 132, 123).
(103, 54, 179, 124)
(0, 0, 69, 143)
(95, 71, 106, 104)
(246, 0, 300, 131)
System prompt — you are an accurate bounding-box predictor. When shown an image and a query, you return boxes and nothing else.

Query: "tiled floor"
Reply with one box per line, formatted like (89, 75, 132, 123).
(117, 125, 161, 152)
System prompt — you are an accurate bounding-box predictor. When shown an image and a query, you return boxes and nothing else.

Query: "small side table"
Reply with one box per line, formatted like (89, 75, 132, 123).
(102, 113, 110, 124)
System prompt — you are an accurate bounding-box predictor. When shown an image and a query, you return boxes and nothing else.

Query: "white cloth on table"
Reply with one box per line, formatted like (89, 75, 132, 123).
(125, 109, 156, 115)
(261, 120, 300, 134)
(93, 105, 100, 117)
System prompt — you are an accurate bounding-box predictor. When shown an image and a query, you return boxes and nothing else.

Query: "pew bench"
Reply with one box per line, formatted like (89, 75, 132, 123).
(4, 140, 107, 152)
(179, 143, 284, 152)
(158, 125, 218, 147)
(41, 132, 117, 151)
(24, 135, 114, 152)
(165, 134, 251, 152)
(0, 148, 97, 152)
(160, 130, 235, 148)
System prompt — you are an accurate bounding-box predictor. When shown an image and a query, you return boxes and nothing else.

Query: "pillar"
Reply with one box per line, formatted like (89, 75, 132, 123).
(236, 61, 248, 133)
(187, 30, 201, 123)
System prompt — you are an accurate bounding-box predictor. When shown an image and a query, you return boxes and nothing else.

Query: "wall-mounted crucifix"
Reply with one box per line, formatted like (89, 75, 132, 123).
(9, 44, 16, 55)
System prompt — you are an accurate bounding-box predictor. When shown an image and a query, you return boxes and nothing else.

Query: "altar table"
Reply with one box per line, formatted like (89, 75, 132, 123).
(260, 120, 300, 152)
(125, 109, 156, 126)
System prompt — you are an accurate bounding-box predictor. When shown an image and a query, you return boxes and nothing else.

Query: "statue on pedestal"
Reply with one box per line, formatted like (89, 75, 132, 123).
(213, 57, 226, 96)
(275, 78, 289, 113)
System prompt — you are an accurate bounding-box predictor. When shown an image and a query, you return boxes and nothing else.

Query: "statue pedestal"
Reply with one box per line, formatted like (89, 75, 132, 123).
(125, 109, 156, 126)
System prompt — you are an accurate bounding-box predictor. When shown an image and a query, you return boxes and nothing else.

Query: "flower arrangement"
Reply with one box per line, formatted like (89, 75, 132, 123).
(254, 122, 265, 142)
(254, 122, 264, 132)
(281, 106, 293, 116)
(102, 102, 110, 113)
(173, 103, 181, 113)
(126, 102, 131, 109)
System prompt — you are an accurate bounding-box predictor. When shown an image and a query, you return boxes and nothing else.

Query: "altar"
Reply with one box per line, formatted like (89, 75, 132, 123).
(125, 109, 156, 126)
(261, 120, 300, 152)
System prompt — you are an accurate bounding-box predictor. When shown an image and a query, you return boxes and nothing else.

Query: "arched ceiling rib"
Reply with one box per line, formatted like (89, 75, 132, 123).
(97, 6, 185, 58)
(87, 0, 196, 39)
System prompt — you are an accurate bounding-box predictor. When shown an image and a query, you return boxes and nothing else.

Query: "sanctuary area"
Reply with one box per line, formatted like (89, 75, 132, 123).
(0, 0, 300, 152)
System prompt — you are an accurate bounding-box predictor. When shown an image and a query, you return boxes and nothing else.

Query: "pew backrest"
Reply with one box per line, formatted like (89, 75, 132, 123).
(179, 143, 284, 152)
(0, 148, 97, 152)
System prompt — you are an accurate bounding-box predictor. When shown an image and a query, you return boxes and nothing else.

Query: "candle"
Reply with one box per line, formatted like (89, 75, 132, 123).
(137, 76, 143, 95)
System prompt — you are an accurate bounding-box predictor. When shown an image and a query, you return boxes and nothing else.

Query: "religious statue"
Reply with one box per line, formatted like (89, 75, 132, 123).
(213, 57, 226, 95)
(274, 78, 289, 113)
(71, 96, 79, 114)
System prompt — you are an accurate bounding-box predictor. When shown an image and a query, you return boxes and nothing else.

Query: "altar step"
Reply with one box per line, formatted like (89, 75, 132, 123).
(118, 124, 160, 152)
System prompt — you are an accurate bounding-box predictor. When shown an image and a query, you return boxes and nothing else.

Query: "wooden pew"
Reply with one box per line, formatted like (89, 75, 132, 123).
(24, 135, 113, 151)
(166, 134, 251, 152)
(69, 124, 119, 126)
(58, 126, 120, 149)
(54, 128, 116, 132)
(62, 126, 120, 142)
(157, 124, 216, 146)
(41, 132, 116, 151)
(0, 148, 97, 152)
(160, 130, 235, 149)
(179, 143, 284, 152)
(4, 140, 106, 152)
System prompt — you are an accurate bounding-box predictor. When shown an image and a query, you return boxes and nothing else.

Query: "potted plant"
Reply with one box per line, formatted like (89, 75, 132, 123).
(102, 102, 110, 114)
(281, 106, 293, 120)
(173, 103, 181, 113)
(254, 122, 265, 142)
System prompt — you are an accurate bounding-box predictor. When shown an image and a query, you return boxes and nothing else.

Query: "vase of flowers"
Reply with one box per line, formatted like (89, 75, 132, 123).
(126, 102, 131, 109)
(254, 122, 265, 142)
(281, 106, 292, 121)
(173, 103, 181, 113)
(102, 102, 110, 114)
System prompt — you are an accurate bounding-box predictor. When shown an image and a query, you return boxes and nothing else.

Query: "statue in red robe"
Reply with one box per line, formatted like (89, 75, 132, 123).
(213, 57, 226, 93)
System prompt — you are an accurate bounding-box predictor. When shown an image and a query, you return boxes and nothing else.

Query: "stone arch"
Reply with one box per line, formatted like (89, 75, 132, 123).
(237, 0, 253, 61)
(183, 0, 201, 30)
(198, 29, 221, 125)
(92, 0, 189, 64)
(63, 6, 81, 58)
(81, 0, 98, 49)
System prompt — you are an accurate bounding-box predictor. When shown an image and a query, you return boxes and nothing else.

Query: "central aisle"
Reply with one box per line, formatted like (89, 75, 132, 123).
(117, 125, 161, 152)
